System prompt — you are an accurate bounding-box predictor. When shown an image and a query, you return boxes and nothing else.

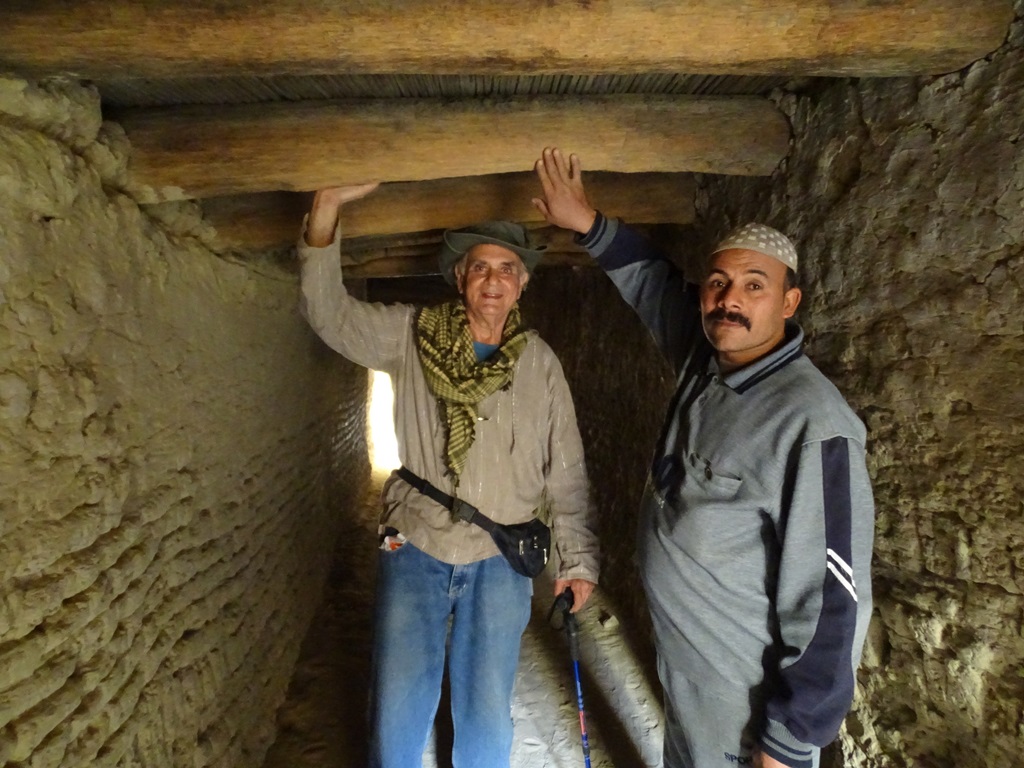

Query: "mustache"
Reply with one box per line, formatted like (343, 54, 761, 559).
(705, 307, 751, 330)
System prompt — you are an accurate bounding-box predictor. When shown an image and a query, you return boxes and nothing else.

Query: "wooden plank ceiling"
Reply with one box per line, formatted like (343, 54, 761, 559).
(0, 1, 1013, 277)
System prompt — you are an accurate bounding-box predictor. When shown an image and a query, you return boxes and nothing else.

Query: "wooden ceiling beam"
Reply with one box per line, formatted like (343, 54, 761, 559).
(117, 95, 788, 201)
(337, 225, 687, 279)
(0, 1, 1012, 78)
(201, 171, 695, 252)
(341, 231, 604, 279)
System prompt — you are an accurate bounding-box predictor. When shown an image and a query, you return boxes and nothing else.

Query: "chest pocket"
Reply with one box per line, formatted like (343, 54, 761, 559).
(655, 451, 742, 509)
(653, 452, 763, 568)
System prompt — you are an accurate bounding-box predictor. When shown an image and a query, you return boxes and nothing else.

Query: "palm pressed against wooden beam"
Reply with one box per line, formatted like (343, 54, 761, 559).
(117, 96, 788, 201)
(0, 0, 1013, 78)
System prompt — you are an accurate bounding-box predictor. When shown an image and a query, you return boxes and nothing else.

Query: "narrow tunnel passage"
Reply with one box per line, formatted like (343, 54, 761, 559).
(6, 29, 1024, 763)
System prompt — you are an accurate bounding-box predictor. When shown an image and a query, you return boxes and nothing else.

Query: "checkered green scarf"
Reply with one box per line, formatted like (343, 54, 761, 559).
(415, 300, 530, 483)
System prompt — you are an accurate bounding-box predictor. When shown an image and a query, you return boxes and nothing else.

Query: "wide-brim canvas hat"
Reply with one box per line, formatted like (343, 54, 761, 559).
(439, 221, 546, 286)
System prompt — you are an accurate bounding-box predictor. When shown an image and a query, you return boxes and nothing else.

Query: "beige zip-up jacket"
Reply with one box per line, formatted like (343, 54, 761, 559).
(299, 233, 599, 582)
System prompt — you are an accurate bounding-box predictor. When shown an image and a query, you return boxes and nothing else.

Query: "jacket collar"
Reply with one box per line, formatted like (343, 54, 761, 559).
(710, 321, 804, 394)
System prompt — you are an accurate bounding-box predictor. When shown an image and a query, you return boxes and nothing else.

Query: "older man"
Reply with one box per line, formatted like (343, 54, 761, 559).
(298, 184, 599, 768)
(533, 148, 874, 768)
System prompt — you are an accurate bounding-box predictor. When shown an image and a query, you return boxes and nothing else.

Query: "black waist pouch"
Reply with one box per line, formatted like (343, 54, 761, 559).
(485, 517, 551, 578)
(397, 466, 551, 578)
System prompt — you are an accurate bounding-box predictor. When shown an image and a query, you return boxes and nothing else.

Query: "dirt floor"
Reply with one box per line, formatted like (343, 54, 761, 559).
(261, 477, 664, 768)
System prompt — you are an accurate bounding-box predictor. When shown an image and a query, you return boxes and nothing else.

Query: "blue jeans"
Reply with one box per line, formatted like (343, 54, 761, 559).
(368, 541, 533, 768)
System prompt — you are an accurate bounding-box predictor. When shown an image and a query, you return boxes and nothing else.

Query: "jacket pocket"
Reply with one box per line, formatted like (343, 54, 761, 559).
(651, 452, 754, 563)
(654, 450, 742, 507)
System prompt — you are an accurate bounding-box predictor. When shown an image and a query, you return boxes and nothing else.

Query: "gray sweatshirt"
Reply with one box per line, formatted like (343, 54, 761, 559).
(581, 214, 874, 767)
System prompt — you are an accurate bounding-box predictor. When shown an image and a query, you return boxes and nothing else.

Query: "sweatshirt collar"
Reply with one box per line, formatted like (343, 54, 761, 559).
(711, 321, 804, 394)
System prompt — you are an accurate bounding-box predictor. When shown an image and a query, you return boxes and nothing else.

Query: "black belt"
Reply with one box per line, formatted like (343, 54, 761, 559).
(396, 466, 498, 533)
(396, 466, 551, 578)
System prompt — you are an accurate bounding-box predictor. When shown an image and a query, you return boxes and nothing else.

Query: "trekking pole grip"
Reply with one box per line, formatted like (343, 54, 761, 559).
(566, 611, 581, 660)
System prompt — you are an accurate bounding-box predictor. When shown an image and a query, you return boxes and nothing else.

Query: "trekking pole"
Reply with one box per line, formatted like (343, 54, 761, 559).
(550, 587, 592, 768)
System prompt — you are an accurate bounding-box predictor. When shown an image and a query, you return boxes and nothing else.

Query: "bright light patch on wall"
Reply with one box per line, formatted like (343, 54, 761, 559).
(368, 370, 400, 473)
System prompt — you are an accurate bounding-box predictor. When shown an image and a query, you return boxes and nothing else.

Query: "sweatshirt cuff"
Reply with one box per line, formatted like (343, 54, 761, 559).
(761, 719, 816, 768)
(574, 211, 618, 257)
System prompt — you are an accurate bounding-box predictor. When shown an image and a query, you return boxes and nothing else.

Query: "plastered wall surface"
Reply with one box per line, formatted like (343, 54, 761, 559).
(1, 77, 369, 766)
(698, 7, 1024, 766)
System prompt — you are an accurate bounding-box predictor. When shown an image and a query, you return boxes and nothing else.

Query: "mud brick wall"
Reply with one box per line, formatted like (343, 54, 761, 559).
(1, 77, 370, 767)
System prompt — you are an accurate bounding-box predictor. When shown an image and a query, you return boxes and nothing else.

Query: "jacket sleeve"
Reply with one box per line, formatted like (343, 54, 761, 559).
(298, 221, 413, 373)
(761, 435, 875, 768)
(543, 353, 600, 583)
(577, 213, 702, 373)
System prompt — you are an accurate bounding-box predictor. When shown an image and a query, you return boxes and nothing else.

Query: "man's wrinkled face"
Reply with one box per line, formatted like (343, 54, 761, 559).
(457, 244, 529, 322)
(699, 248, 801, 372)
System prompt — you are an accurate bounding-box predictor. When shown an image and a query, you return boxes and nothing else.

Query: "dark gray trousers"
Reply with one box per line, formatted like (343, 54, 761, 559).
(658, 657, 821, 768)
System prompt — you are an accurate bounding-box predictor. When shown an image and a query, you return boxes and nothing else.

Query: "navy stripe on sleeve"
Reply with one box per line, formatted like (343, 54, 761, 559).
(766, 436, 858, 746)
(583, 215, 670, 272)
(762, 729, 815, 768)
(576, 210, 610, 249)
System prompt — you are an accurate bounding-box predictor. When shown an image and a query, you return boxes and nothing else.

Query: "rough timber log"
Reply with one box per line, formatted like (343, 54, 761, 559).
(118, 95, 788, 200)
(341, 230, 604, 279)
(202, 172, 695, 252)
(0, 1, 1013, 78)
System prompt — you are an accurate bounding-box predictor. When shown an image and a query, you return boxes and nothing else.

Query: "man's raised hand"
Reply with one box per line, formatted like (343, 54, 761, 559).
(315, 183, 381, 210)
(305, 183, 381, 247)
(532, 147, 598, 235)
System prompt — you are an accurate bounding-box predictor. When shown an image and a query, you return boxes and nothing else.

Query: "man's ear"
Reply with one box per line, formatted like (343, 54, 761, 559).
(782, 286, 802, 318)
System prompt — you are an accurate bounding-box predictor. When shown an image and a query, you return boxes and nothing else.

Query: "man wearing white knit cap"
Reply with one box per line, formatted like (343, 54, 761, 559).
(534, 148, 874, 768)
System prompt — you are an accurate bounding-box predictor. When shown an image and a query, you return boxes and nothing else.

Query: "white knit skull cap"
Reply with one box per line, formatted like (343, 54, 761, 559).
(711, 222, 798, 271)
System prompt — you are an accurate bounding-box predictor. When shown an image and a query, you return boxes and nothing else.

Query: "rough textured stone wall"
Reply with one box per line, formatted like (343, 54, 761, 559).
(0, 77, 370, 767)
(698, 6, 1024, 766)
